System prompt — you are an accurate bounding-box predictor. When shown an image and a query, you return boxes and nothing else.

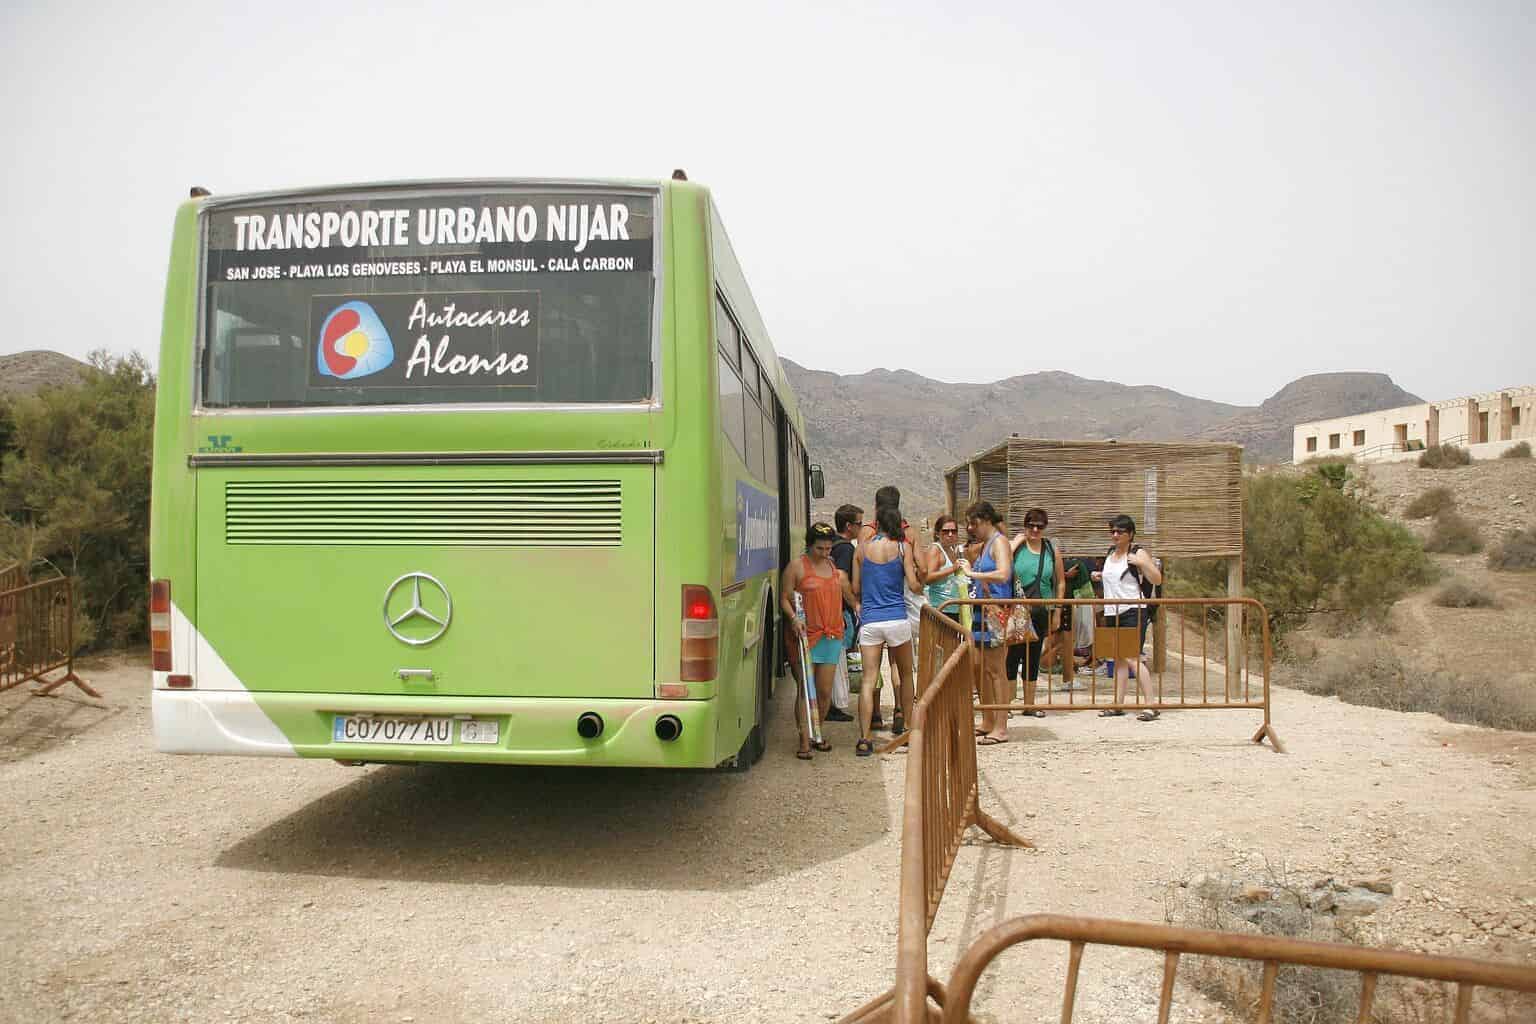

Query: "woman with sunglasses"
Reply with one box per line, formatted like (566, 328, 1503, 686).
(963, 501, 1013, 746)
(921, 516, 965, 616)
(1007, 507, 1065, 716)
(1092, 514, 1163, 721)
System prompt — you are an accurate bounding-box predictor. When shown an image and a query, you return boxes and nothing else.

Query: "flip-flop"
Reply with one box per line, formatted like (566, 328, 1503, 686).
(973, 727, 988, 737)
(1136, 709, 1160, 722)
(855, 739, 874, 757)
(796, 750, 813, 760)
(977, 735, 1008, 746)
(1098, 709, 1125, 717)
(811, 739, 832, 752)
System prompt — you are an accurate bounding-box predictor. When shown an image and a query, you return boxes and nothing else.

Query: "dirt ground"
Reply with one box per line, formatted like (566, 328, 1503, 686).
(1, 653, 1532, 1023)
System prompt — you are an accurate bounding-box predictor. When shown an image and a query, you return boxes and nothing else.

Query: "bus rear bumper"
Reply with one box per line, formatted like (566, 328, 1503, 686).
(152, 689, 723, 767)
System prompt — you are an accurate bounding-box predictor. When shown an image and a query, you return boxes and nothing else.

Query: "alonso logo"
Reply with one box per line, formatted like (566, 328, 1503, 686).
(318, 300, 395, 379)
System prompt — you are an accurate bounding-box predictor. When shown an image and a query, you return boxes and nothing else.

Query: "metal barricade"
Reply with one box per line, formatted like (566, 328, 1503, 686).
(945, 597, 1284, 752)
(0, 575, 97, 698)
(841, 607, 1031, 1023)
(942, 914, 1536, 1023)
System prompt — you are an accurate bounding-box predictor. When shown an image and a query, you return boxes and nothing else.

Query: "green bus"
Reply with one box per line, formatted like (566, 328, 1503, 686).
(150, 177, 820, 770)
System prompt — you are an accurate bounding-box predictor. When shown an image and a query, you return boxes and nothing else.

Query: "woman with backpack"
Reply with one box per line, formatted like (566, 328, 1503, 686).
(1092, 514, 1163, 722)
(1007, 508, 1064, 715)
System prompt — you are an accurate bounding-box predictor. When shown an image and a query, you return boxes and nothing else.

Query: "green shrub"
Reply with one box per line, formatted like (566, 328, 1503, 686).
(1424, 511, 1482, 554)
(1432, 578, 1497, 608)
(1487, 526, 1536, 570)
(1169, 472, 1435, 638)
(1500, 440, 1532, 459)
(0, 352, 155, 648)
(1418, 443, 1471, 468)
(1403, 486, 1454, 519)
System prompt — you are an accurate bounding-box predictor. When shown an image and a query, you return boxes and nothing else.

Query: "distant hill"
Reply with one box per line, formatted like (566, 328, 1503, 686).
(784, 362, 1421, 519)
(0, 350, 92, 397)
(1194, 372, 1422, 461)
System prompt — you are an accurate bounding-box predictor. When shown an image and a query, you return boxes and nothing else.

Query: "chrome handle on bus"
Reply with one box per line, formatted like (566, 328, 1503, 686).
(396, 668, 435, 681)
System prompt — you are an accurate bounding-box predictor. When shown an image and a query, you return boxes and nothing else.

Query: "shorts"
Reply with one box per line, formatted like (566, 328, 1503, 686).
(809, 635, 843, 665)
(858, 618, 912, 648)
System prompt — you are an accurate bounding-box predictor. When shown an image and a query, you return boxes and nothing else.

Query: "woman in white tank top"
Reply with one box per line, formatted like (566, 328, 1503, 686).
(1091, 515, 1163, 721)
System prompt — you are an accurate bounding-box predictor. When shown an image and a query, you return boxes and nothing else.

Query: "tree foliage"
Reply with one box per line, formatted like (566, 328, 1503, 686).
(0, 352, 156, 647)
(1171, 467, 1434, 637)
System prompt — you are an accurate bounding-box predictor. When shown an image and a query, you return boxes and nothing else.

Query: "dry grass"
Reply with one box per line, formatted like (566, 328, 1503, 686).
(1404, 487, 1455, 520)
(1487, 527, 1536, 571)
(1432, 579, 1499, 609)
(1418, 444, 1472, 469)
(1424, 512, 1483, 554)
(1499, 440, 1532, 459)
(1164, 865, 1536, 1023)
(1285, 642, 1536, 731)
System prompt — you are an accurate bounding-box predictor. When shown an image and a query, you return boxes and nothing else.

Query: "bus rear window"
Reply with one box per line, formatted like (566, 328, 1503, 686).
(199, 190, 656, 408)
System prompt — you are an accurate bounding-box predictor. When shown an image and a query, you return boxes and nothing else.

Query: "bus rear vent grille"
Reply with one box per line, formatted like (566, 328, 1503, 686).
(224, 480, 622, 547)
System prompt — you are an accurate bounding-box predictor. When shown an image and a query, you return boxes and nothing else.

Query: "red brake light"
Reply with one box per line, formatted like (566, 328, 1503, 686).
(150, 579, 172, 673)
(679, 585, 719, 684)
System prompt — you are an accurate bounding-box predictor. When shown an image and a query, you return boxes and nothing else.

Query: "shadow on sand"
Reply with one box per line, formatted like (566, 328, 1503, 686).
(216, 686, 892, 891)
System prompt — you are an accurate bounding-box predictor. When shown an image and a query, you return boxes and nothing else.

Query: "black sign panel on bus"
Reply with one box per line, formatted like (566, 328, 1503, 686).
(310, 291, 539, 390)
(207, 195, 653, 282)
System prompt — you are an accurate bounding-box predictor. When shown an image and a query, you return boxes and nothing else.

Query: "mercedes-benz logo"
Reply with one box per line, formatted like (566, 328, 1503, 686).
(382, 572, 452, 646)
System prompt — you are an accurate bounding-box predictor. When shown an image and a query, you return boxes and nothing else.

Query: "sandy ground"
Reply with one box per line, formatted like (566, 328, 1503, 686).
(1, 657, 1533, 1023)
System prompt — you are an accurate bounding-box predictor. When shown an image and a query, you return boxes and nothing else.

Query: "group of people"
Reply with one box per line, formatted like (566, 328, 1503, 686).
(781, 486, 1163, 760)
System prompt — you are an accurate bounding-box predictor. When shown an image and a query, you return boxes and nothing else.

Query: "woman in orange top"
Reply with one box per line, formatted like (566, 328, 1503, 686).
(780, 523, 857, 760)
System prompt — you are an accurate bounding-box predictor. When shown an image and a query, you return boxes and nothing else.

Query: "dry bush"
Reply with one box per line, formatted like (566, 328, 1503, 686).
(1432, 578, 1498, 609)
(1404, 487, 1454, 520)
(1487, 527, 1536, 571)
(1164, 866, 1536, 1023)
(1424, 512, 1482, 554)
(1499, 440, 1532, 459)
(1418, 444, 1472, 469)
(1286, 643, 1536, 731)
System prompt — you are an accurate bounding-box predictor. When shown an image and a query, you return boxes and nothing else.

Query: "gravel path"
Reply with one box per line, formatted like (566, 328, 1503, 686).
(0, 658, 1531, 1022)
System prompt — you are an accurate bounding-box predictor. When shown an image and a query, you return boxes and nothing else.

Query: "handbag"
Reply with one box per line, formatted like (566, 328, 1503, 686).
(982, 537, 1038, 646)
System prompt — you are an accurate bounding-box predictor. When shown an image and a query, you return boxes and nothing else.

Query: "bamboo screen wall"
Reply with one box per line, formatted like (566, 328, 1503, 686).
(947, 438, 1243, 558)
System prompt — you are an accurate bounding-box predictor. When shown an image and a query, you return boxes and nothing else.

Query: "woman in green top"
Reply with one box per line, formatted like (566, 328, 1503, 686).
(1007, 507, 1065, 712)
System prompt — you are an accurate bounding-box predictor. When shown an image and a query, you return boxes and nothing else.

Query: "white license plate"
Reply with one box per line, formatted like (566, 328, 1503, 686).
(333, 715, 453, 745)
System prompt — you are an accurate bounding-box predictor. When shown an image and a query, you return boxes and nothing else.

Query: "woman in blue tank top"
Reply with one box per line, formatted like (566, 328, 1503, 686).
(964, 500, 1013, 746)
(851, 506, 920, 755)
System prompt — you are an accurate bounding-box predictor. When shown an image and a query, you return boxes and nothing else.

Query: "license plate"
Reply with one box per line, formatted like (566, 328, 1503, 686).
(333, 715, 453, 745)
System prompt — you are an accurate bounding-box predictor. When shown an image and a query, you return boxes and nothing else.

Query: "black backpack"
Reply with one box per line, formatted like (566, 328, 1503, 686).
(1106, 543, 1163, 620)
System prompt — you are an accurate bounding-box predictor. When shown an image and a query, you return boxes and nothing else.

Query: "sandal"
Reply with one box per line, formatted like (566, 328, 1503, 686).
(796, 749, 813, 760)
(891, 714, 905, 735)
(977, 735, 1008, 746)
(855, 738, 874, 757)
(973, 728, 988, 737)
(1098, 709, 1125, 717)
(1137, 709, 1160, 722)
(811, 739, 832, 752)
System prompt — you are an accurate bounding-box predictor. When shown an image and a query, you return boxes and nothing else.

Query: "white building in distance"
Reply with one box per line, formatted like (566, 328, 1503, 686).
(1292, 385, 1535, 463)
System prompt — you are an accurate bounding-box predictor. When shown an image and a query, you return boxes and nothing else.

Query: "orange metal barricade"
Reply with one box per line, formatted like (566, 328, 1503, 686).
(941, 914, 1536, 1023)
(0, 575, 96, 698)
(836, 606, 1535, 1023)
(841, 607, 1031, 1023)
(944, 597, 1284, 752)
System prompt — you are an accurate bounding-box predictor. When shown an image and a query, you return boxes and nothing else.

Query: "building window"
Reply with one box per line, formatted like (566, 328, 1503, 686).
(1353, 429, 1366, 446)
(1306, 436, 1317, 453)
(1329, 434, 1340, 450)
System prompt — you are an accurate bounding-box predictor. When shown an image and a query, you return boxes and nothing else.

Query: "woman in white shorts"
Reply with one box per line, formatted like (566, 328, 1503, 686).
(851, 506, 920, 754)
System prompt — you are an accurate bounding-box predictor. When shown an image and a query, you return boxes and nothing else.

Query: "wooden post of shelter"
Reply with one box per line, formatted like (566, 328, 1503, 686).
(1225, 556, 1244, 697)
(966, 462, 980, 516)
(943, 472, 957, 518)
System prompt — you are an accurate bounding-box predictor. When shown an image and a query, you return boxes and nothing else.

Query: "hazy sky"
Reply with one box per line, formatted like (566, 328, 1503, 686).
(1, 0, 1530, 406)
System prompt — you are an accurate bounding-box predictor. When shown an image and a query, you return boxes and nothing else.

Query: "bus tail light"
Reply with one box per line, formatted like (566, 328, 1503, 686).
(150, 579, 173, 673)
(679, 585, 718, 683)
